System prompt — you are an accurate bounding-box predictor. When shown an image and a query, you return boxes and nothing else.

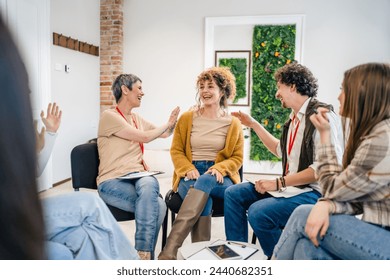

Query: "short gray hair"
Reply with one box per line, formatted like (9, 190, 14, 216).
(111, 74, 142, 103)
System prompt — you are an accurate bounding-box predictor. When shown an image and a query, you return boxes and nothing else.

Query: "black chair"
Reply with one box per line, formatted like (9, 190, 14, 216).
(163, 166, 257, 244)
(70, 142, 168, 249)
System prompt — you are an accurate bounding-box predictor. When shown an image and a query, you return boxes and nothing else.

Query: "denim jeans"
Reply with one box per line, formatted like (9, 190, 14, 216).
(42, 192, 139, 260)
(224, 182, 320, 257)
(177, 161, 233, 216)
(97, 175, 166, 256)
(273, 204, 390, 259)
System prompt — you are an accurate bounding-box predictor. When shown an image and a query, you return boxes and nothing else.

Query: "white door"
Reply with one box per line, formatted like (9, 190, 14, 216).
(1, 0, 52, 191)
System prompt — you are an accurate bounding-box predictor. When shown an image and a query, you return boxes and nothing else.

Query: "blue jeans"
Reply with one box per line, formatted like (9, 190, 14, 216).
(97, 175, 166, 256)
(273, 204, 390, 259)
(42, 192, 139, 260)
(224, 182, 321, 257)
(177, 161, 233, 216)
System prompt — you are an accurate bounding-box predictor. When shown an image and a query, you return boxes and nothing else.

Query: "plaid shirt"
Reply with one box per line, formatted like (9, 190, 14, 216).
(317, 118, 390, 227)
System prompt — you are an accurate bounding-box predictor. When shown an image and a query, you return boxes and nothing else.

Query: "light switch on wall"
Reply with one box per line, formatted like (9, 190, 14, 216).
(65, 65, 71, 73)
(55, 63, 62, 71)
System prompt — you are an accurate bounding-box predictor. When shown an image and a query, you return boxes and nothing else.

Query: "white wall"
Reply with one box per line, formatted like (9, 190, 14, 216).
(2, 0, 52, 190)
(303, 0, 390, 112)
(123, 0, 390, 151)
(50, 0, 100, 183)
(47, 0, 390, 181)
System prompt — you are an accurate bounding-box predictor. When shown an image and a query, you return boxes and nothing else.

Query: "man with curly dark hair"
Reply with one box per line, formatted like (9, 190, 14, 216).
(224, 62, 344, 259)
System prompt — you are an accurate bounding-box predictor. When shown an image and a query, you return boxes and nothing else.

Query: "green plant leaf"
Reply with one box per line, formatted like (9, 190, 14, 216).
(250, 24, 296, 161)
(218, 57, 247, 103)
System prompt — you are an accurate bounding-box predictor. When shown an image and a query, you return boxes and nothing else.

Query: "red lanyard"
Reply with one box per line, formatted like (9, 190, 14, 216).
(287, 115, 300, 156)
(285, 115, 300, 174)
(116, 106, 148, 170)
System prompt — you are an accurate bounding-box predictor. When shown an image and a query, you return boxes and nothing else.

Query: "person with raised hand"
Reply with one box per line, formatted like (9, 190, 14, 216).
(273, 63, 390, 260)
(36, 102, 62, 176)
(224, 62, 343, 259)
(97, 73, 180, 260)
(0, 15, 139, 260)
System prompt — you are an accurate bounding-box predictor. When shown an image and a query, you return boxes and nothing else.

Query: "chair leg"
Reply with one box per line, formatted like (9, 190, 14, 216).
(162, 210, 176, 251)
(165, 211, 177, 252)
(171, 211, 176, 225)
(161, 208, 169, 251)
(251, 232, 257, 244)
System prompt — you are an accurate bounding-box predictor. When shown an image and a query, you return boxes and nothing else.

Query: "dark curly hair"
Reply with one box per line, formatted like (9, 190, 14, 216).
(195, 67, 236, 109)
(274, 62, 318, 97)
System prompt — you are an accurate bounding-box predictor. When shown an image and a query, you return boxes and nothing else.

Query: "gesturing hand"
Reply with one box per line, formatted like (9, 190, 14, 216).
(309, 107, 330, 133)
(41, 102, 62, 133)
(168, 106, 180, 130)
(231, 111, 255, 128)
(309, 107, 331, 144)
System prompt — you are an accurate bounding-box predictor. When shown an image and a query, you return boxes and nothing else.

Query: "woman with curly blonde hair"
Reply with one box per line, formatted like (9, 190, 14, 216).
(159, 67, 244, 259)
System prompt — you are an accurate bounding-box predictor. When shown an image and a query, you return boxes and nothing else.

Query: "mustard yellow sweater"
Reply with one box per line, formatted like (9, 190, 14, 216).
(170, 111, 244, 192)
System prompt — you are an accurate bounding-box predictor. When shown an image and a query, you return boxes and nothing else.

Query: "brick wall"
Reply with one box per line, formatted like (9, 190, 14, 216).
(100, 0, 123, 112)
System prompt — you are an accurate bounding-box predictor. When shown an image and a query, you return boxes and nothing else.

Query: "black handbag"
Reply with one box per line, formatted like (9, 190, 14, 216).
(165, 189, 183, 213)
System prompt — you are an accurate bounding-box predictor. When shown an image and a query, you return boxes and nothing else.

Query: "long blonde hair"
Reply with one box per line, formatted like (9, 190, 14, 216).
(342, 63, 390, 167)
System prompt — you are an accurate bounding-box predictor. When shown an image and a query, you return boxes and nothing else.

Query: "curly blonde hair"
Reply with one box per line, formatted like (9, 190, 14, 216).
(195, 66, 236, 109)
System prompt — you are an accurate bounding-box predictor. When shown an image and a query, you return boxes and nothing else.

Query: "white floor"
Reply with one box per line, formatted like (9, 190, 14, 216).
(40, 175, 271, 259)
